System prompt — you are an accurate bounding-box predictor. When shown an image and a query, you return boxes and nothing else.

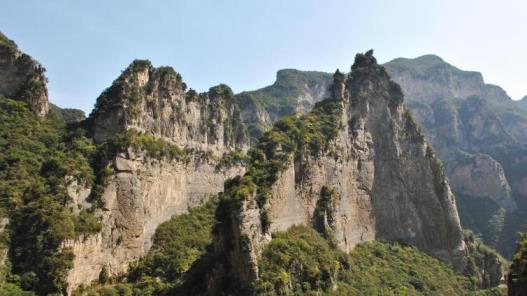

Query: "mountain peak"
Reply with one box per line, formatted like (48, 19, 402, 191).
(351, 49, 378, 71)
(0, 31, 49, 116)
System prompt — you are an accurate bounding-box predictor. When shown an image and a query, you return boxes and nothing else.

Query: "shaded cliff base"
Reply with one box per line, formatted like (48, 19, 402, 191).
(73, 201, 507, 296)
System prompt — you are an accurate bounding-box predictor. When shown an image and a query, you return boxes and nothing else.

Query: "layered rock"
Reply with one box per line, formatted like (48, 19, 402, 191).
(213, 52, 466, 292)
(90, 60, 249, 155)
(0, 31, 48, 116)
(65, 61, 250, 291)
(448, 153, 514, 211)
(384, 56, 527, 255)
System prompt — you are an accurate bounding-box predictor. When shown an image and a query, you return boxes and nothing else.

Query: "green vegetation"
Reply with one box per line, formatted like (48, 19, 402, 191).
(0, 31, 17, 49)
(255, 225, 503, 295)
(73, 199, 219, 296)
(217, 98, 342, 233)
(508, 233, 527, 296)
(0, 97, 99, 294)
(216, 151, 249, 170)
(463, 230, 507, 288)
(313, 186, 338, 240)
(91, 60, 189, 120)
(49, 103, 86, 123)
(235, 69, 333, 138)
(128, 199, 217, 283)
(109, 129, 186, 161)
(456, 193, 505, 248)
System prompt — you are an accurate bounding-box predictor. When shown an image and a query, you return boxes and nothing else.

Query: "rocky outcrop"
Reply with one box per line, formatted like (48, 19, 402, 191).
(0, 32, 48, 116)
(90, 60, 249, 155)
(215, 55, 526, 257)
(66, 61, 250, 291)
(65, 151, 244, 291)
(448, 153, 514, 211)
(384, 56, 527, 254)
(213, 51, 466, 292)
(463, 230, 505, 289)
(508, 233, 527, 296)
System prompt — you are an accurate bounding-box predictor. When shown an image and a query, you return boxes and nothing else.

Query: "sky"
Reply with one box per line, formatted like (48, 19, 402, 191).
(0, 0, 526, 113)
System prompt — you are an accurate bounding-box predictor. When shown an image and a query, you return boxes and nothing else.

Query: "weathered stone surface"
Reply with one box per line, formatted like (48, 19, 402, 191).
(65, 153, 245, 292)
(91, 61, 250, 156)
(449, 153, 515, 211)
(66, 61, 251, 292)
(216, 52, 466, 291)
(66, 177, 92, 214)
(0, 31, 48, 116)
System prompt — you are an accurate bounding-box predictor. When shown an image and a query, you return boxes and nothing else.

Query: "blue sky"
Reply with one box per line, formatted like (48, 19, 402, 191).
(1, 0, 525, 112)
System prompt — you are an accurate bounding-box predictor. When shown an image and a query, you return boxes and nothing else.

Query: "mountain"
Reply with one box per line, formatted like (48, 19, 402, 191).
(205, 52, 498, 294)
(384, 55, 527, 257)
(0, 31, 508, 295)
(64, 60, 250, 291)
(508, 233, 527, 296)
(235, 69, 332, 139)
(49, 103, 86, 123)
(0, 31, 48, 116)
(236, 55, 527, 258)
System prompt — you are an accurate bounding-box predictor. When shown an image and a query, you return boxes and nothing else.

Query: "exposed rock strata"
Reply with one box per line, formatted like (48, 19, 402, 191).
(0, 32, 48, 116)
(235, 69, 332, 139)
(65, 152, 244, 290)
(66, 61, 250, 291)
(214, 52, 466, 292)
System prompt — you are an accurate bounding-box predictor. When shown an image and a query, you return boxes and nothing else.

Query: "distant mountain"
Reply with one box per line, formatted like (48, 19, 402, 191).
(49, 103, 86, 123)
(235, 69, 332, 139)
(0, 29, 512, 296)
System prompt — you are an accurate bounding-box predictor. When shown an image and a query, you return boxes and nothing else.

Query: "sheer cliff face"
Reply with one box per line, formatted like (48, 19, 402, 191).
(215, 52, 465, 291)
(0, 32, 48, 116)
(91, 60, 249, 154)
(384, 56, 527, 255)
(66, 61, 249, 291)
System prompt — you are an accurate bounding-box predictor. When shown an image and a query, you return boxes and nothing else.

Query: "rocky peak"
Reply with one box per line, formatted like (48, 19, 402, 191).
(89, 60, 249, 154)
(0, 31, 48, 116)
(212, 51, 466, 292)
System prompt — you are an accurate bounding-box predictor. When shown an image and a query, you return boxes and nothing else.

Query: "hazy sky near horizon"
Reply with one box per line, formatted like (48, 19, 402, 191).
(1, 0, 525, 112)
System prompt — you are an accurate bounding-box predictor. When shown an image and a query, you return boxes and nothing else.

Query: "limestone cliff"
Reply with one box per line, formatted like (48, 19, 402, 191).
(235, 58, 525, 255)
(384, 56, 527, 256)
(65, 60, 250, 291)
(448, 153, 514, 211)
(90, 60, 249, 155)
(212, 51, 466, 293)
(0, 31, 48, 116)
(519, 96, 527, 110)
